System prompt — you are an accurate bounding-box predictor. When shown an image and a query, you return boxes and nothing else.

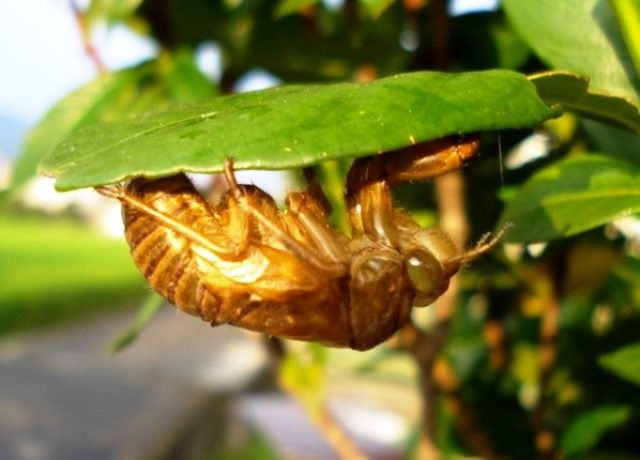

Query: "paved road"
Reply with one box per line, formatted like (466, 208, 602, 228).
(0, 307, 268, 460)
(0, 307, 407, 460)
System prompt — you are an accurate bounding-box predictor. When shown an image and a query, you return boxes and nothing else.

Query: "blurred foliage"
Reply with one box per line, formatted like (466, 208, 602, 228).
(107, 291, 165, 353)
(0, 214, 145, 335)
(12, 50, 215, 193)
(9, 0, 640, 458)
(212, 427, 281, 460)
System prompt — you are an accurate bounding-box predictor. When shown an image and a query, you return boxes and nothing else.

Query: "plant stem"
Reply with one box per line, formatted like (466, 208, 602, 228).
(531, 267, 562, 460)
(315, 407, 369, 460)
(427, 171, 468, 457)
(433, 359, 497, 458)
(394, 91, 500, 460)
(68, 0, 107, 74)
(264, 337, 368, 460)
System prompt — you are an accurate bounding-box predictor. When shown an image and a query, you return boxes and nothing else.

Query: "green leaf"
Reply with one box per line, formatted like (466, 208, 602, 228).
(598, 341, 640, 386)
(39, 70, 558, 191)
(108, 292, 165, 354)
(499, 154, 640, 243)
(609, 0, 640, 77)
(159, 49, 217, 102)
(530, 71, 640, 132)
(502, 0, 640, 103)
(582, 119, 640, 166)
(561, 405, 631, 456)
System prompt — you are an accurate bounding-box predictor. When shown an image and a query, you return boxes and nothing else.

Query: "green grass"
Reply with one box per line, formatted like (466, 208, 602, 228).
(0, 213, 146, 336)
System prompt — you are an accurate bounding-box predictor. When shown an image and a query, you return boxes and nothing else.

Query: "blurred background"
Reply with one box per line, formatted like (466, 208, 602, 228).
(2, 0, 640, 459)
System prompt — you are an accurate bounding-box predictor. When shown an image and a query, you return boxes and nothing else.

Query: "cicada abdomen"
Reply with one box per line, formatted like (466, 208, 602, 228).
(121, 174, 229, 319)
(113, 173, 357, 347)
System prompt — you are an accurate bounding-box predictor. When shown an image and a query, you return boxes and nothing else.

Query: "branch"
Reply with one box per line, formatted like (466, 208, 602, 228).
(531, 268, 562, 460)
(264, 337, 368, 460)
(399, 169, 499, 459)
(484, 317, 509, 372)
(433, 359, 497, 458)
(69, 0, 107, 74)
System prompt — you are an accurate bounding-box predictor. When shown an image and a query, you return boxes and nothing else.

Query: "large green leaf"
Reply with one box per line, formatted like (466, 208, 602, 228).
(499, 155, 640, 243)
(502, 0, 640, 103)
(40, 70, 557, 191)
(582, 119, 640, 166)
(530, 71, 640, 132)
(561, 406, 631, 456)
(598, 341, 640, 386)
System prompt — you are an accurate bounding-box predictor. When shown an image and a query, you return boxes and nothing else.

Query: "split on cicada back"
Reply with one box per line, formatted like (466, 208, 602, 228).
(98, 134, 506, 350)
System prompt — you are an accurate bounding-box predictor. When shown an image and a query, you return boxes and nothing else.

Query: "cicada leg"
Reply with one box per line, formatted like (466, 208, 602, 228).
(345, 135, 479, 247)
(283, 169, 351, 268)
(302, 167, 333, 216)
(345, 134, 480, 198)
(342, 134, 505, 342)
(223, 159, 348, 277)
(442, 225, 511, 274)
(347, 242, 414, 350)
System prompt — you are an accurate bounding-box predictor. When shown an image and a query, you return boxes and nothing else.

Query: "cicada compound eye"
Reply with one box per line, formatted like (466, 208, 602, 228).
(406, 249, 446, 307)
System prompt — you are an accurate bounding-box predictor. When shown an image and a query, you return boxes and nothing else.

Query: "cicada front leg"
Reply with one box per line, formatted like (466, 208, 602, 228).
(345, 134, 481, 199)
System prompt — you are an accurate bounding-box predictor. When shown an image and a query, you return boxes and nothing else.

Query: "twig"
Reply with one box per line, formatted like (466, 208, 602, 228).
(69, 0, 107, 74)
(531, 268, 561, 460)
(484, 317, 509, 372)
(315, 407, 369, 460)
(263, 337, 369, 460)
(396, 0, 500, 454)
(433, 359, 497, 458)
(399, 169, 494, 459)
(428, 169, 469, 455)
(428, 0, 451, 71)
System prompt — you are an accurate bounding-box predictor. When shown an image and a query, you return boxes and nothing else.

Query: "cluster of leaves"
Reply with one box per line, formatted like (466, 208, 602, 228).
(11, 0, 640, 458)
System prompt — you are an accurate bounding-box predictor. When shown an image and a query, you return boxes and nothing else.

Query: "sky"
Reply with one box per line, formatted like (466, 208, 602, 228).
(0, 0, 156, 124)
(0, 0, 498, 155)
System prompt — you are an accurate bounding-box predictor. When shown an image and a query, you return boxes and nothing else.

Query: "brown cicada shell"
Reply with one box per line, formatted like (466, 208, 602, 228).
(98, 135, 505, 351)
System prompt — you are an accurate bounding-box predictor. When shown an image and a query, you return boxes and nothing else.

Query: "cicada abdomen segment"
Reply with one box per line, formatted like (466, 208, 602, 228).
(121, 174, 224, 319)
